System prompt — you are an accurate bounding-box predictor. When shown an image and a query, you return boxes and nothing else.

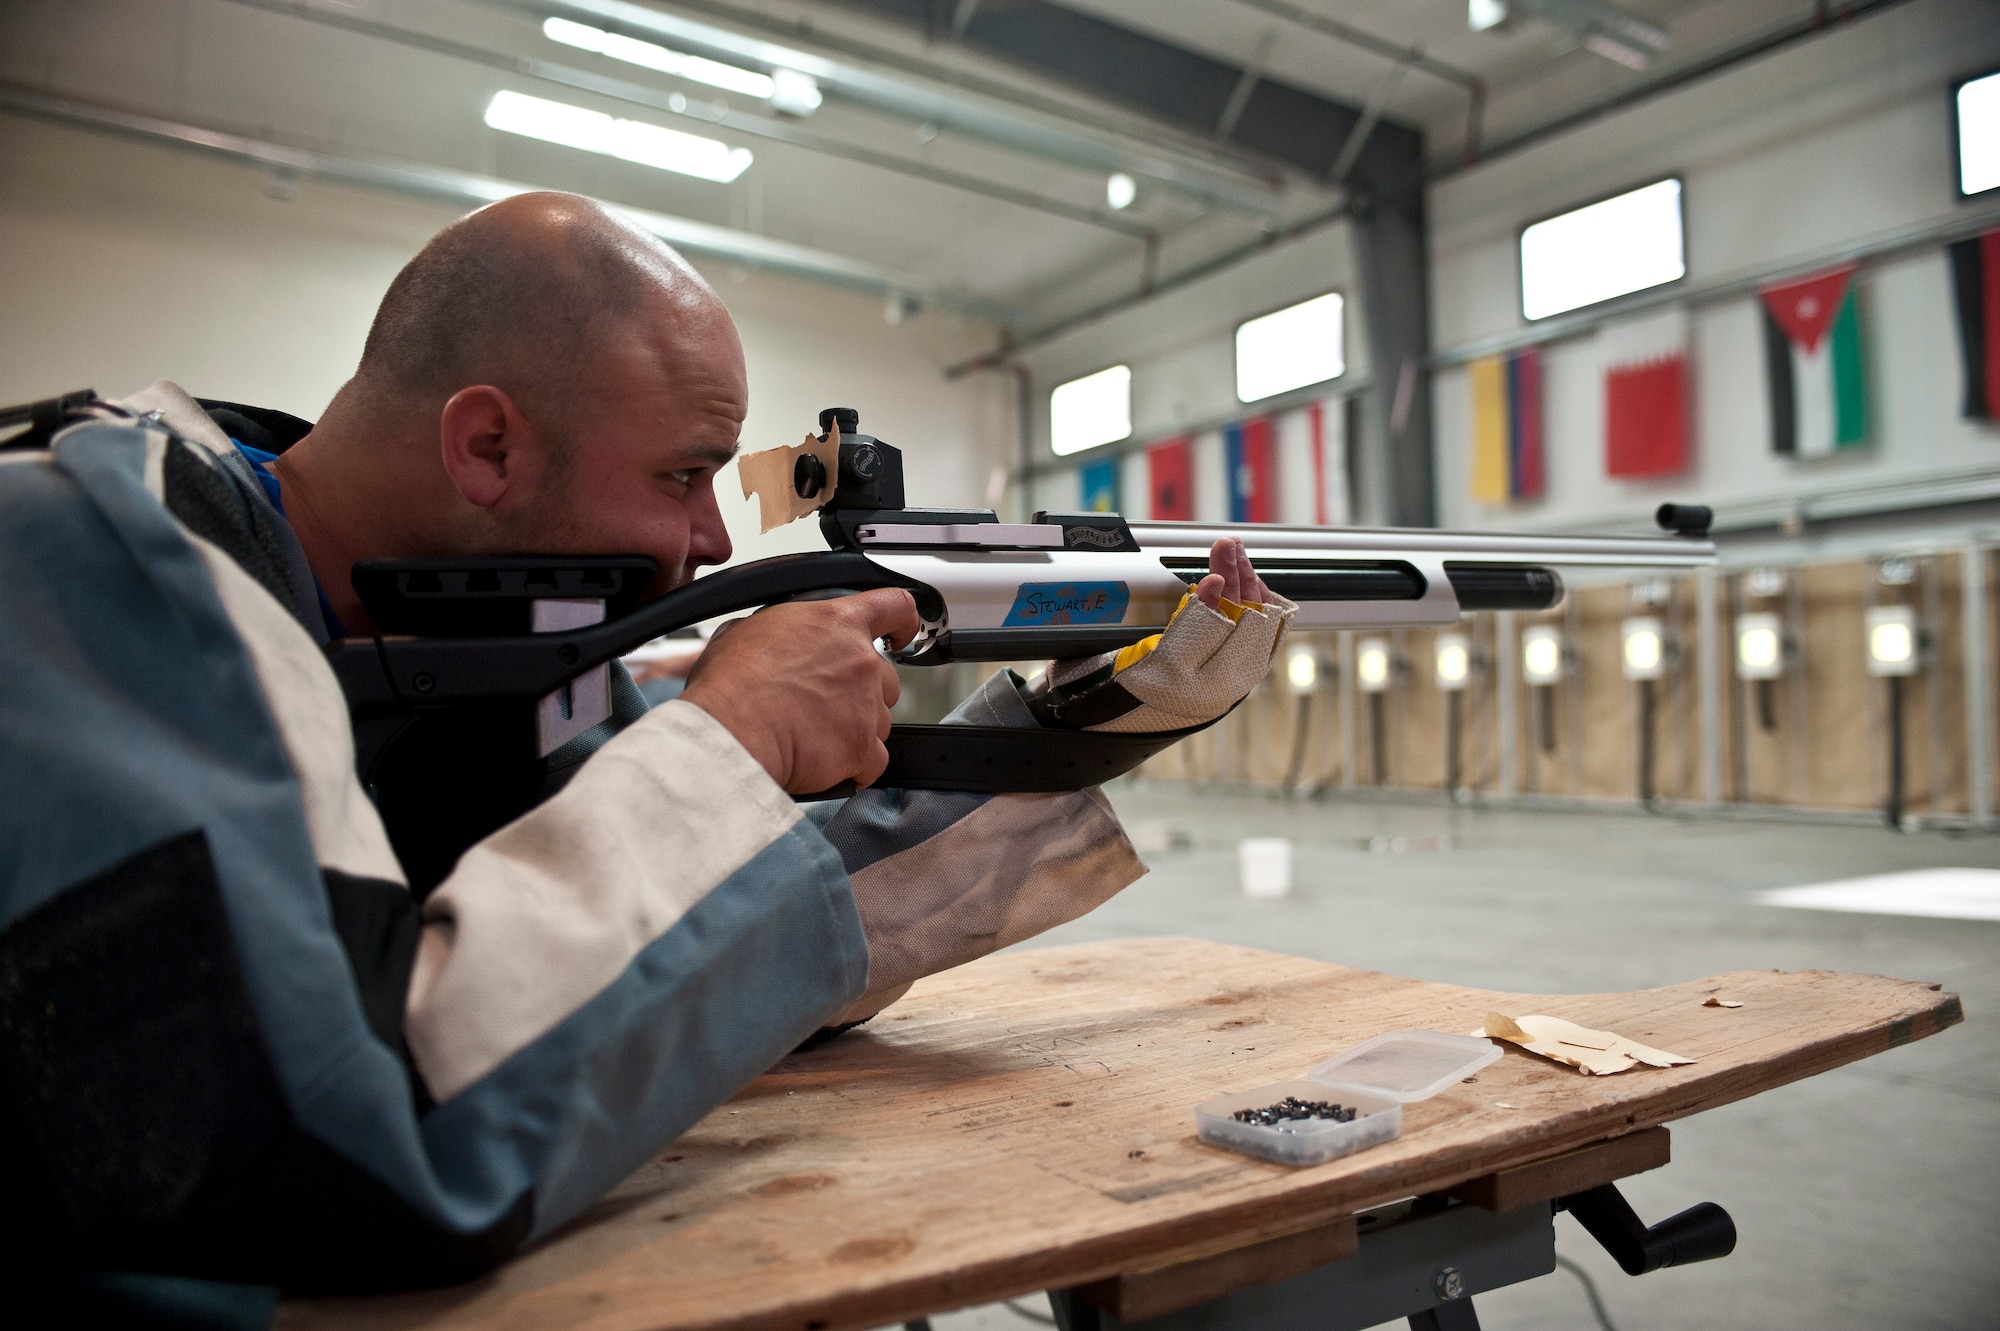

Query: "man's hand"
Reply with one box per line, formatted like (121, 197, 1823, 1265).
(681, 589, 919, 793)
(1194, 536, 1270, 611)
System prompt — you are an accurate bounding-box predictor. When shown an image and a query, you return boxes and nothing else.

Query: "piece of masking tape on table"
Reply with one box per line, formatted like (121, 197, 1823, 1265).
(739, 422, 841, 533)
(1473, 1011, 1695, 1077)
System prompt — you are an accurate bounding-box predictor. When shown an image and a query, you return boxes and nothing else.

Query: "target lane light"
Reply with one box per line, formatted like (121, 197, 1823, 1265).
(1285, 644, 1319, 696)
(1435, 632, 1472, 691)
(1735, 612, 1783, 681)
(1866, 605, 1919, 676)
(1521, 624, 1564, 685)
(1621, 617, 1666, 681)
(1356, 637, 1393, 693)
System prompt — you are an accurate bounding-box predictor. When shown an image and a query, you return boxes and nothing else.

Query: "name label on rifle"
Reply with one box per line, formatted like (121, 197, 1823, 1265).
(1003, 581, 1131, 627)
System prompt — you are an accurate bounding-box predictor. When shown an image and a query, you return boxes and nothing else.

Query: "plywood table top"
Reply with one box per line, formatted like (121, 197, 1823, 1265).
(282, 937, 1962, 1331)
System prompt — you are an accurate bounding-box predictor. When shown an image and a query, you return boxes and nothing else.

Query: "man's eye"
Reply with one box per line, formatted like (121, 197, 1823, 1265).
(667, 469, 696, 486)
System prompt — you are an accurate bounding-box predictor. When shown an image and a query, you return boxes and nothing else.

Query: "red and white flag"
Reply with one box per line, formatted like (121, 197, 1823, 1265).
(1600, 307, 1689, 479)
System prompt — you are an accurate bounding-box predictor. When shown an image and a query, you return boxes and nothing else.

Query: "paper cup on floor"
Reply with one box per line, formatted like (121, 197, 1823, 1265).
(1239, 837, 1293, 898)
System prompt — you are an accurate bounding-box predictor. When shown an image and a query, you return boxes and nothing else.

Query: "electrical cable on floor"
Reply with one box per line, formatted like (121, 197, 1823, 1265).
(1002, 1297, 1058, 1325)
(1555, 1255, 1622, 1331)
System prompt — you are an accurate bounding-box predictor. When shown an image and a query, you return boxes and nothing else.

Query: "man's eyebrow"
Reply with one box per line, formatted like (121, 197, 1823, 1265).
(681, 442, 740, 467)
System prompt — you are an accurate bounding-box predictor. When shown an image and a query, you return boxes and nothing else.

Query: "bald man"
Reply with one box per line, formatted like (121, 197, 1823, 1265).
(0, 193, 1290, 1311)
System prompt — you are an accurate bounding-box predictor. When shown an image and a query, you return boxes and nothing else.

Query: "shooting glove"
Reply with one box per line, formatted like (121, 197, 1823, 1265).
(1022, 587, 1298, 733)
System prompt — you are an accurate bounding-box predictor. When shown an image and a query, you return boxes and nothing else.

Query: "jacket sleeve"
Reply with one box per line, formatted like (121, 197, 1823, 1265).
(0, 423, 867, 1294)
(813, 589, 1295, 1025)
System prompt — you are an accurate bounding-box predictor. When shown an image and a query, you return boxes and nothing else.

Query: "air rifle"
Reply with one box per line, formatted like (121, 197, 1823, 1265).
(329, 407, 1716, 811)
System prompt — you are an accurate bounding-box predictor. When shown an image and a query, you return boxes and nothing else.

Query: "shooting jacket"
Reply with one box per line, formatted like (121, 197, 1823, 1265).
(0, 381, 1142, 1307)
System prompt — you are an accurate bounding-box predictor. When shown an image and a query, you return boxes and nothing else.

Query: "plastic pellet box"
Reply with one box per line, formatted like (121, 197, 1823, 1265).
(1196, 1029, 1502, 1166)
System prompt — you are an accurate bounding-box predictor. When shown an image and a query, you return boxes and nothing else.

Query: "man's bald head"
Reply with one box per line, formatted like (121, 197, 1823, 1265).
(351, 192, 726, 428)
(280, 191, 748, 624)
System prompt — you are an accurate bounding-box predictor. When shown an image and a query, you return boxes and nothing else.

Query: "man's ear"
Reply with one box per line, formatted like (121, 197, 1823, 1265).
(438, 385, 542, 510)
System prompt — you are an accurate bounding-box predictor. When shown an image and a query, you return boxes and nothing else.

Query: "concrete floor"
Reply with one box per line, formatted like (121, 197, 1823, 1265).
(930, 785, 2000, 1331)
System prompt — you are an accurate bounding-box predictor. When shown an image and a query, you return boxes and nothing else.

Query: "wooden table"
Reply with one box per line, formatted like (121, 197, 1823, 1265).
(281, 938, 1962, 1331)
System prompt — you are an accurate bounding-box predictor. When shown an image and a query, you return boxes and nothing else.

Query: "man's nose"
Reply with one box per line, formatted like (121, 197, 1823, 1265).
(684, 487, 732, 570)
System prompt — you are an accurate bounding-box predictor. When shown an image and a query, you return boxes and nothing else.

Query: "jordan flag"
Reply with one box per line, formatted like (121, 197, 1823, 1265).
(1948, 229, 2000, 420)
(1224, 416, 1276, 522)
(1761, 266, 1868, 456)
(1601, 308, 1689, 480)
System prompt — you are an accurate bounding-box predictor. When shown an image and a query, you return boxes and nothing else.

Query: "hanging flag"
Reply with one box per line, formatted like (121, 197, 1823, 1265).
(1147, 437, 1192, 519)
(1761, 266, 1868, 456)
(1309, 398, 1352, 524)
(1948, 228, 2000, 420)
(1601, 308, 1689, 479)
(1223, 415, 1276, 522)
(1078, 455, 1120, 513)
(1468, 347, 1544, 503)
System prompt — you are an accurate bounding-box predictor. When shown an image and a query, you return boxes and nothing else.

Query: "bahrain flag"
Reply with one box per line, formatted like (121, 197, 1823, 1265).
(1600, 307, 1689, 479)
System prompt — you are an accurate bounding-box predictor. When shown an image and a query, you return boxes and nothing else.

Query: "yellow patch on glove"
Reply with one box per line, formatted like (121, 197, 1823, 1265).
(1112, 591, 1259, 673)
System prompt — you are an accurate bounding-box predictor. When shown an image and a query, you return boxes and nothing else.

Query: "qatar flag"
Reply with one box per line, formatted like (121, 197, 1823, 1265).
(1600, 307, 1689, 480)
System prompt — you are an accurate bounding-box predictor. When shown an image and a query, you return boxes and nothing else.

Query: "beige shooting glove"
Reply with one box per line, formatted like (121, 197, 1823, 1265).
(1021, 585, 1298, 733)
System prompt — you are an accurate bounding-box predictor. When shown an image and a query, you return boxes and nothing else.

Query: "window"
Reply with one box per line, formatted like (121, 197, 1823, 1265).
(1955, 69, 2000, 199)
(1050, 365, 1132, 456)
(1519, 178, 1684, 321)
(1235, 292, 1344, 403)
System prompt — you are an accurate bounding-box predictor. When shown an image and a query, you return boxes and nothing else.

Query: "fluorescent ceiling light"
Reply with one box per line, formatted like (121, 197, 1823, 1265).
(1958, 70, 2000, 197)
(1106, 172, 1137, 210)
(1236, 292, 1344, 403)
(1467, 0, 1510, 33)
(770, 67, 823, 117)
(1050, 365, 1131, 456)
(485, 90, 753, 183)
(1520, 178, 1684, 320)
(546, 16, 776, 99)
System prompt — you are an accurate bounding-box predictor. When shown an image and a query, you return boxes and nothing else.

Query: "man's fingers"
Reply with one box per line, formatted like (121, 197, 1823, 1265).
(1208, 538, 1245, 603)
(851, 587, 921, 649)
(1195, 571, 1224, 610)
(878, 658, 900, 710)
(1234, 541, 1268, 604)
(854, 738, 890, 790)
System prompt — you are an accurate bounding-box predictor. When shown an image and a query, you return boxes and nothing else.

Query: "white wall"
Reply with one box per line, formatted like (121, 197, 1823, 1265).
(1429, 0, 2000, 538)
(0, 114, 1013, 564)
(1017, 221, 1369, 516)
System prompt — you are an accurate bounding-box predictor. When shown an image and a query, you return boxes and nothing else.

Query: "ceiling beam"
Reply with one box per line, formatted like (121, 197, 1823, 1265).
(822, 0, 1425, 195)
